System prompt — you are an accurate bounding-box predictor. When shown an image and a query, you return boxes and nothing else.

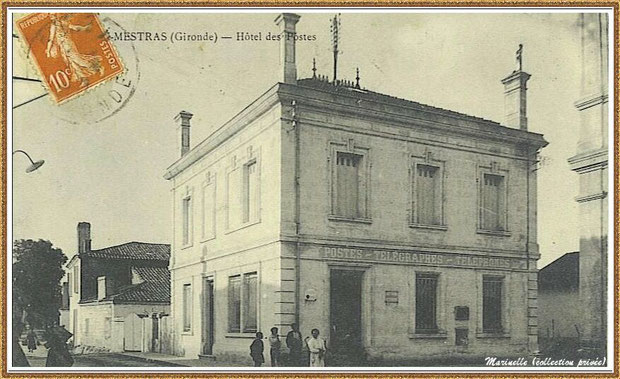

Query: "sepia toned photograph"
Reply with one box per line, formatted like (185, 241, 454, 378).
(5, 7, 615, 374)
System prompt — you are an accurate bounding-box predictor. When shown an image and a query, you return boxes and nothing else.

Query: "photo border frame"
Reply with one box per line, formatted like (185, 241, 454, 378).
(1, 2, 618, 377)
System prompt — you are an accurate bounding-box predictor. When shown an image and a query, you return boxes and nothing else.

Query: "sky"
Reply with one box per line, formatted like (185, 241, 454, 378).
(10, 11, 601, 268)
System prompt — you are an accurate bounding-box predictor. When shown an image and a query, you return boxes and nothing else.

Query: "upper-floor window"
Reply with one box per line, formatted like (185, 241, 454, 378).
(334, 151, 365, 218)
(414, 164, 441, 225)
(73, 265, 79, 294)
(243, 161, 258, 223)
(202, 177, 216, 241)
(67, 273, 72, 297)
(329, 141, 371, 222)
(227, 154, 261, 230)
(480, 174, 505, 231)
(182, 196, 193, 246)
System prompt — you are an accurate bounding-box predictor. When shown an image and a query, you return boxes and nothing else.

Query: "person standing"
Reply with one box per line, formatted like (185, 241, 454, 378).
(307, 328, 327, 367)
(26, 327, 38, 353)
(285, 323, 302, 366)
(249, 332, 264, 367)
(12, 316, 29, 367)
(268, 327, 281, 367)
(45, 326, 74, 367)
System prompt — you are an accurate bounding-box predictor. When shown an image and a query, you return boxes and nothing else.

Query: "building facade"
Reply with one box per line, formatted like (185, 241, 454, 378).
(65, 223, 171, 352)
(567, 13, 609, 353)
(164, 13, 547, 363)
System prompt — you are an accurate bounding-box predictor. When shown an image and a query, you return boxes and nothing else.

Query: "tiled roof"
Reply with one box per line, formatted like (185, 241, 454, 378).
(133, 266, 170, 283)
(82, 242, 170, 261)
(108, 267, 170, 304)
(296, 77, 532, 133)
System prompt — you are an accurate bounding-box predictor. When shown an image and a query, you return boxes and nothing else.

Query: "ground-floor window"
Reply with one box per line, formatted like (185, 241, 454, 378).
(183, 283, 192, 332)
(415, 273, 438, 333)
(104, 317, 112, 339)
(228, 272, 258, 333)
(482, 276, 503, 333)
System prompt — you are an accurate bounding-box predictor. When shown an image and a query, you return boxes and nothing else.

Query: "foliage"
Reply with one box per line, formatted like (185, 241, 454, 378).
(13, 239, 67, 328)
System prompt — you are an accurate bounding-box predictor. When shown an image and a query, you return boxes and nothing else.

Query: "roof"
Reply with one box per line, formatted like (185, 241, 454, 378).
(295, 77, 547, 146)
(539, 252, 579, 292)
(297, 77, 503, 127)
(81, 242, 170, 262)
(165, 79, 547, 180)
(106, 267, 170, 304)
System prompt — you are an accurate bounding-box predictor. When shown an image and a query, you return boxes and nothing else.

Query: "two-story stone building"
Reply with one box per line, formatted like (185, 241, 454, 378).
(164, 13, 547, 364)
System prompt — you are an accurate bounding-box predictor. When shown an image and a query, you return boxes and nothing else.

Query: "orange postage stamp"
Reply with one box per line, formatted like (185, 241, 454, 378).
(16, 13, 124, 103)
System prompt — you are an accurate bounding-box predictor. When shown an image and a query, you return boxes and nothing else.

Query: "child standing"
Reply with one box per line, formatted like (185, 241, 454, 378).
(249, 332, 264, 367)
(268, 327, 281, 367)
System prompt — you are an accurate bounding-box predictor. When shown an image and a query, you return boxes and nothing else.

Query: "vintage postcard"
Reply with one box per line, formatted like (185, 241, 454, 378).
(4, 5, 617, 376)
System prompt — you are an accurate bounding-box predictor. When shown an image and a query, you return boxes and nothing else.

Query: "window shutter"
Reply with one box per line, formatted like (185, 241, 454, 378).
(243, 274, 258, 332)
(228, 276, 241, 332)
(415, 274, 438, 332)
(183, 284, 192, 331)
(336, 153, 361, 218)
(483, 277, 503, 332)
(416, 165, 439, 225)
(482, 174, 503, 230)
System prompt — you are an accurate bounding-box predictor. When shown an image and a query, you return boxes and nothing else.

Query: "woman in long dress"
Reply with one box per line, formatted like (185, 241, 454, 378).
(26, 328, 37, 353)
(45, 14, 104, 87)
(307, 328, 327, 367)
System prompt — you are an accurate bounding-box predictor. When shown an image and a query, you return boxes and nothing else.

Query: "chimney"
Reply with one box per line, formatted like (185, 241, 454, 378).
(275, 13, 301, 85)
(501, 44, 531, 130)
(77, 222, 91, 254)
(174, 111, 193, 157)
(97, 276, 106, 300)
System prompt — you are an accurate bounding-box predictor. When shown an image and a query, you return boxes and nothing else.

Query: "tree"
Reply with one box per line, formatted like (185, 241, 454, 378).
(13, 239, 67, 328)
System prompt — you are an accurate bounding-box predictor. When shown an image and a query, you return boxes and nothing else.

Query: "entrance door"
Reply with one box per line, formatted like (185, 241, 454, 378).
(330, 269, 364, 365)
(151, 315, 159, 352)
(202, 279, 215, 355)
(124, 313, 143, 352)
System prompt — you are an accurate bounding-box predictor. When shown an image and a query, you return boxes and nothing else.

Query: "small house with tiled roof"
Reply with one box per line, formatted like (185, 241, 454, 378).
(65, 222, 170, 352)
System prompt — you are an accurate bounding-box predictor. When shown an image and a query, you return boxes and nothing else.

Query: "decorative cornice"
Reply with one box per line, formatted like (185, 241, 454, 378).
(574, 93, 608, 111)
(568, 148, 608, 172)
(576, 192, 608, 203)
(501, 70, 531, 91)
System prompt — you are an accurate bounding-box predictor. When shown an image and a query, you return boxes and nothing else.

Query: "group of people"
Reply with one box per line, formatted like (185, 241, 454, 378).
(249, 323, 328, 367)
(14, 324, 74, 367)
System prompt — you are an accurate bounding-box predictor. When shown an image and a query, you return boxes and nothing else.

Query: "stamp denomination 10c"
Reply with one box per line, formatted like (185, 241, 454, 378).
(16, 13, 124, 104)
